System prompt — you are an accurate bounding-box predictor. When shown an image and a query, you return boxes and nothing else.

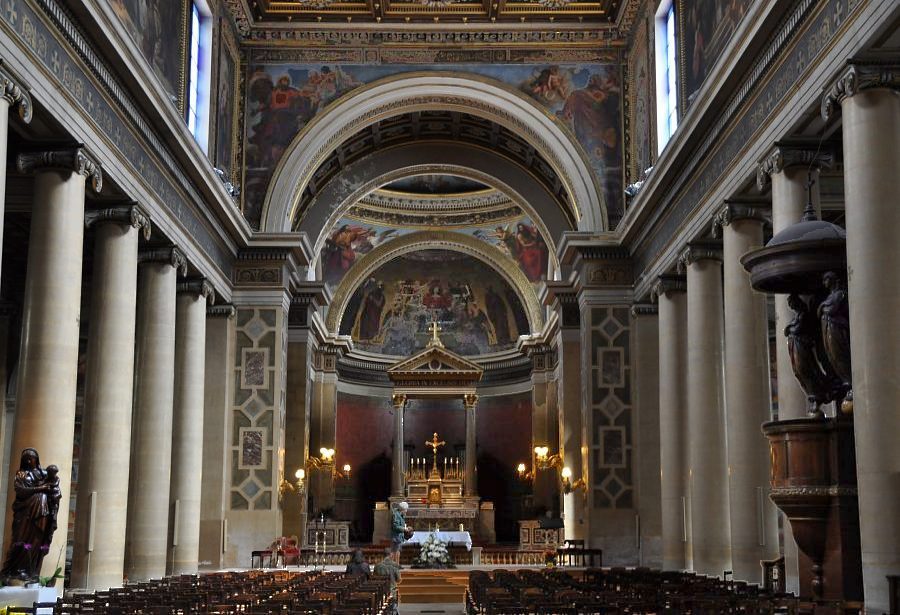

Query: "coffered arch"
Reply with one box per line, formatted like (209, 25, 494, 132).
(261, 72, 607, 234)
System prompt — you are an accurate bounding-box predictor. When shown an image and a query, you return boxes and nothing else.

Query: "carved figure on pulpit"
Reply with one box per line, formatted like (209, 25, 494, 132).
(819, 271, 852, 405)
(785, 294, 838, 415)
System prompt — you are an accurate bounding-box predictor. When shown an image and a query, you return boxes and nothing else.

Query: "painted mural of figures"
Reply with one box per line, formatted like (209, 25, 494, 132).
(514, 223, 548, 282)
(110, 0, 183, 97)
(323, 225, 376, 285)
(560, 71, 620, 166)
(488, 222, 548, 282)
(358, 281, 386, 341)
(529, 67, 571, 103)
(484, 285, 510, 345)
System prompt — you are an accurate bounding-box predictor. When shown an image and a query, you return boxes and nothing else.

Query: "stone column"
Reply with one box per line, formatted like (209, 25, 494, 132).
(757, 141, 832, 422)
(822, 61, 900, 612)
(391, 393, 406, 498)
(714, 203, 780, 583)
(199, 304, 235, 571)
(463, 393, 478, 497)
(0, 303, 17, 545)
(284, 286, 329, 543)
(70, 206, 150, 590)
(0, 67, 31, 285)
(125, 247, 185, 582)
(651, 275, 690, 571)
(6, 148, 101, 581)
(525, 344, 558, 513)
(168, 279, 214, 575)
(679, 242, 731, 577)
(307, 343, 341, 514)
(558, 328, 586, 542)
(631, 304, 662, 568)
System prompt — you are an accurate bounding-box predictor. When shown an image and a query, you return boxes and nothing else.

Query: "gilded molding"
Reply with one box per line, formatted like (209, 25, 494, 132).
(16, 148, 103, 192)
(0, 64, 32, 123)
(677, 242, 722, 273)
(630, 304, 657, 318)
(711, 202, 769, 239)
(770, 486, 857, 498)
(821, 59, 900, 121)
(177, 278, 216, 304)
(649, 275, 686, 302)
(85, 204, 151, 240)
(208, 304, 236, 319)
(755, 141, 835, 191)
(463, 393, 478, 409)
(325, 230, 543, 334)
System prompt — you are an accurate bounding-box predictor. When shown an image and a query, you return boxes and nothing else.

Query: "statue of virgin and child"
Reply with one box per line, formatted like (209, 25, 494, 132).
(1, 448, 61, 583)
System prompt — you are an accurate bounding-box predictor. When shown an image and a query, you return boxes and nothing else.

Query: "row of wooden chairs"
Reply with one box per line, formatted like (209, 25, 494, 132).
(7, 570, 395, 614)
(465, 568, 856, 614)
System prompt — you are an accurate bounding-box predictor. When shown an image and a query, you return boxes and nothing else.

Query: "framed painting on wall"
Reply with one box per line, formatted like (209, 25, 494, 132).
(109, 0, 191, 113)
(215, 18, 241, 184)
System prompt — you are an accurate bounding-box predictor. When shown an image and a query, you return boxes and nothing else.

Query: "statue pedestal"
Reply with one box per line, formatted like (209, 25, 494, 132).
(0, 585, 58, 606)
(301, 519, 351, 552)
(518, 519, 565, 550)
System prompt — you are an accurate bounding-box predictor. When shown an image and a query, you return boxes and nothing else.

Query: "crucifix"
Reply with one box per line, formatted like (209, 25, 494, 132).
(427, 321, 444, 347)
(425, 432, 445, 478)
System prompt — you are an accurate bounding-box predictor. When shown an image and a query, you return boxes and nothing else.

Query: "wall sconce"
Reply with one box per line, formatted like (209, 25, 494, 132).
(560, 466, 587, 495)
(279, 467, 307, 499)
(533, 445, 563, 471)
(340, 464, 352, 481)
(319, 447, 335, 464)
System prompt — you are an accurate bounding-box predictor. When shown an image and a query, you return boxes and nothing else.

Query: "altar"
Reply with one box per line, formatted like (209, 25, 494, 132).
(372, 323, 495, 543)
(404, 530, 473, 551)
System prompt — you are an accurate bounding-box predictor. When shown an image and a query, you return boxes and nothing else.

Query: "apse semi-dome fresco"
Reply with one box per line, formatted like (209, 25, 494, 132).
(339, 250, 528, 356)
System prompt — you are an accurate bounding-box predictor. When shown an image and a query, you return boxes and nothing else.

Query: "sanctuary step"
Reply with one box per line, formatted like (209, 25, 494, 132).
(398, 570, 470, 604)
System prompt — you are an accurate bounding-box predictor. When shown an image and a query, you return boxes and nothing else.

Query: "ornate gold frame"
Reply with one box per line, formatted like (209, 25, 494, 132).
(325, 230, 544, 335)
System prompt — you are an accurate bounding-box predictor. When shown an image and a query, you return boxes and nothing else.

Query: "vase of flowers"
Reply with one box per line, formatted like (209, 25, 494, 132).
(412, 532, 455, 569)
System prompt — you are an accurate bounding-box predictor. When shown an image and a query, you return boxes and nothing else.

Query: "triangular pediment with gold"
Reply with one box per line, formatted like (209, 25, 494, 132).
(387, 343, 483, 379)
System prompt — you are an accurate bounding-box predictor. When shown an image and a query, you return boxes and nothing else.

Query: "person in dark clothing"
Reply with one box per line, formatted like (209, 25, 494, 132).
(345, 548, 371, 578)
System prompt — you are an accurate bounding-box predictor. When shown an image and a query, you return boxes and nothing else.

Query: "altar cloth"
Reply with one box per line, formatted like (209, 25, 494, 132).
(404, 530, 472, 551)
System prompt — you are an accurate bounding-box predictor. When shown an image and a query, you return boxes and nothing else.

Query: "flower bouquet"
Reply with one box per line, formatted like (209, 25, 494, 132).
(411, 532, 455, 569)
(543, 549, 557, 567)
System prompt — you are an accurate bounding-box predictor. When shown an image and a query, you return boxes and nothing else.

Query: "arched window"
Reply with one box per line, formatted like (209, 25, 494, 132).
(655, 0, 679, 153)
(187, 0, 213, 151)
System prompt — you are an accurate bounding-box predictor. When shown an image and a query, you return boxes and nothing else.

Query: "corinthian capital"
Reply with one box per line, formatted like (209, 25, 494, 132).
(677, 241, 722, 274)
(650, 274, 686, 302)
(0, 64, 32, 122)
(822, 59, 900, 121)
(711, 200, 770, 238)
(177, 278, 216, 305)
(85, 204, 151, 240)
(16, 147, 103, 193)
(756, 140, 835, 191)
(463, 393, 478, 410)
(139, 246, 188, 275)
